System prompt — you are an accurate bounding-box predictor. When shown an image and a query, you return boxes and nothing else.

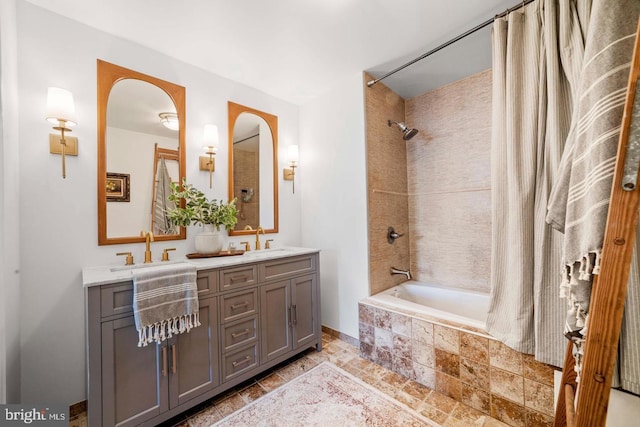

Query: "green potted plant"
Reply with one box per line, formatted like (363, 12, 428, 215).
(167, 179, 238, 253)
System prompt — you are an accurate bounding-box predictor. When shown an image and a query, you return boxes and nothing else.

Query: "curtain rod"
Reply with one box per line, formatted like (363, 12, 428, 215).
(366, 0, 536, 87)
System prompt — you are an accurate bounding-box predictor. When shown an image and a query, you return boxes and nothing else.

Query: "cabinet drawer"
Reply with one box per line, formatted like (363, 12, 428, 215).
(196, 269, 218, 297)
(259, 255, 315, 282)
(219, 265, 257, 292)
(100, 282, 133, 317)
(222, 344, 258, 382)
(222, 316, 258, 353)
(220, 289, 257, 323)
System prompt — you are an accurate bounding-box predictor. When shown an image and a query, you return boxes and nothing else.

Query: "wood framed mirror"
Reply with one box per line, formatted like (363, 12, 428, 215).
(97, 59, 186, 245)
(228, 101, 279, 236)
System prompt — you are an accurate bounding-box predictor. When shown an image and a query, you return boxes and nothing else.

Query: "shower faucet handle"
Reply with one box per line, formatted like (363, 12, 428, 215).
(387, 227, 404, 244)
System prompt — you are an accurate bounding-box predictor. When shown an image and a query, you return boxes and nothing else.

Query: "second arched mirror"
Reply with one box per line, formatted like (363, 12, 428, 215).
(228, 101, 278, 236)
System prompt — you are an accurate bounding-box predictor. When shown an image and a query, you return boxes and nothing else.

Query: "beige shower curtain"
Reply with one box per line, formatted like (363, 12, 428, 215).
(490, 0, 640, 395)
(487, 0, 591, 368)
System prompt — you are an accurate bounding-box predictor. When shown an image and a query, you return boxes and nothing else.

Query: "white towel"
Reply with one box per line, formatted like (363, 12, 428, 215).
(132, 263, 200, 347)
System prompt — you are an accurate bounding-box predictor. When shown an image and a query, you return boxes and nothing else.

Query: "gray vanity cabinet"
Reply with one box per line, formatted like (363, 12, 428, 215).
(259, 254, 319, 364)
(100, 316, 168, 427)
(261, 275, 318, 363)
(169, 297, 219, 406)
(88, 283, 219, 427)
(260, 280, 292, 361)
(87, 251, 320, 426)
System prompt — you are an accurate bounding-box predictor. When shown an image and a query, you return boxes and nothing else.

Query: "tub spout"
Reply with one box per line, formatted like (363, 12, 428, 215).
(390, 267, 411, 280)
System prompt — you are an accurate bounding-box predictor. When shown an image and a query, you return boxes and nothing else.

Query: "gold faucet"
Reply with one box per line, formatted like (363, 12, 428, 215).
(255, 226, 264, 250)
(141, 230, 154, 263)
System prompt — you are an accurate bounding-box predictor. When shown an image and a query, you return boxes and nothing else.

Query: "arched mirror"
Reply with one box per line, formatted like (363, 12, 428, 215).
(228, 101, 279, 235)
(98, 60, 186, 245)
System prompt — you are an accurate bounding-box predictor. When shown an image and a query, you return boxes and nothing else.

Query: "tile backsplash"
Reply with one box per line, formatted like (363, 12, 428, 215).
(359, 302, 555, 427)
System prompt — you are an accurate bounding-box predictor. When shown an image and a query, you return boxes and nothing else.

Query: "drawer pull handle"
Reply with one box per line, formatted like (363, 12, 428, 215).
(161, 346, 168, 377)
(231, 329, 250, 339)
(230, 301, 249, 310)
(171, 344, 177, 374)
(230, 275, 248, 283)
(232, 356, 251, 367)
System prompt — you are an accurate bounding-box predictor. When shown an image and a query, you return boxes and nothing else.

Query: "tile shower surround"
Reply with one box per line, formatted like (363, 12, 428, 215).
(359, 302, 556, 427)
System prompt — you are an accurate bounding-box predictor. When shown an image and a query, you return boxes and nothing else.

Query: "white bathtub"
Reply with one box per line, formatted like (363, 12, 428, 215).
(366, 281, 490, 332)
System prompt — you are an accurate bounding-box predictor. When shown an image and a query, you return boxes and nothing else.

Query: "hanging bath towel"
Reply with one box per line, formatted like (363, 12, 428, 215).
(546, 0, 640, 381)
(154, 157, 177, 235)
(132, 263, 200, 347)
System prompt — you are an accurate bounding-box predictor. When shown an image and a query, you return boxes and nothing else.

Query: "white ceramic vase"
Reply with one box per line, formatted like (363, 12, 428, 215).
(194, 224, 223, 254)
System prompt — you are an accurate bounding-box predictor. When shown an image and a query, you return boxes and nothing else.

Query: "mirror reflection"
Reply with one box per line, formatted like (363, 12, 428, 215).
(98, 60, 186, 245)
(228, 102, 278, 235)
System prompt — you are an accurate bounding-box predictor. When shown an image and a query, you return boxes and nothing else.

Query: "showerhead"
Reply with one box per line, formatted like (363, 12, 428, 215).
(388, 120, 419, 141)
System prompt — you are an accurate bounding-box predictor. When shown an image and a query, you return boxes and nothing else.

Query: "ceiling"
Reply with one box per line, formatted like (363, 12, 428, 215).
(25, 0, 518, 105)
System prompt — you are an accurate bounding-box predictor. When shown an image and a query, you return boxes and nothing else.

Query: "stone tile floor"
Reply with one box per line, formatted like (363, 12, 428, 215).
(70, 333, 512, 426)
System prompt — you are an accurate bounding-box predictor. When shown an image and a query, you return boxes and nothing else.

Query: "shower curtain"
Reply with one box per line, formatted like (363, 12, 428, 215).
(487, 0, 590, 368)
(490, 0, 640, 394)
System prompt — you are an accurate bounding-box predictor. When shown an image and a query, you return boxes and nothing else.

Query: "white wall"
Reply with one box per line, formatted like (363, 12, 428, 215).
(0, 0, 21, 404)
(299, 72, 369, 339)
(553, 371, 640, 426)
(16, 0, 300, 405)
(106, 127, 178, 237)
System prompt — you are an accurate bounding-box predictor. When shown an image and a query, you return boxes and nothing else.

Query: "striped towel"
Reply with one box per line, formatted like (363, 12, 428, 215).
(546, 0, 639, 379)
(132, 263, 200, 347)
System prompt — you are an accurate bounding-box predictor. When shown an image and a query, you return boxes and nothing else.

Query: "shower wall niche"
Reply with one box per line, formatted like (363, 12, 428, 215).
(364, 69, 492, 295)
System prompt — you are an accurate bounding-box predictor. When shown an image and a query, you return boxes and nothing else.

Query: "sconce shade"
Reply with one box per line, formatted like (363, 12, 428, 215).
(202, 124, 219, 151)
(46, 87, 77, 126)
(159, 112, 179, 131)
(287, 145, 299, 163)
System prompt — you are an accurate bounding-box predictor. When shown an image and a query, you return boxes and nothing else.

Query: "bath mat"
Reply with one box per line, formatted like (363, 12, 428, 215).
(211, 362, 439, 427)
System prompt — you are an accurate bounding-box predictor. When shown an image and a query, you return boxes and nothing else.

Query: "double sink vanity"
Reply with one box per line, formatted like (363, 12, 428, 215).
(83, 247, 321, 426)
(88, 59, 320, 426)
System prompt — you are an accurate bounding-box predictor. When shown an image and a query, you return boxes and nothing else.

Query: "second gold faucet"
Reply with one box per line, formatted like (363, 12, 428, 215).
(255, 226, 264, 250)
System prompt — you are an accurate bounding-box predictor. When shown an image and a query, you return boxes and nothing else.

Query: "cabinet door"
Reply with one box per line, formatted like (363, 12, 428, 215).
(101, 317, 168, 427)
(260, 280, 292, 362)
(169, 297, 219, 407)
(292, 274, 318, 349)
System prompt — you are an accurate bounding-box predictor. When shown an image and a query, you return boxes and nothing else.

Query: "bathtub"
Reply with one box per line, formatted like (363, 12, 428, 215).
(359, 282, 557, 418)
(364, 281, 489, 332)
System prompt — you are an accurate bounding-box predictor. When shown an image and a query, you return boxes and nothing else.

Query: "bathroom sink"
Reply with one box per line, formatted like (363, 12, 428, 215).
(109, 260, 187, 272)
(242, 248, 287, 257)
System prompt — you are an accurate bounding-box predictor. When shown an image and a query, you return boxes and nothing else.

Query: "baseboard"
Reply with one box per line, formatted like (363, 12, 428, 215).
(321, 325, 359, 348)
(69, 400, 87, 419)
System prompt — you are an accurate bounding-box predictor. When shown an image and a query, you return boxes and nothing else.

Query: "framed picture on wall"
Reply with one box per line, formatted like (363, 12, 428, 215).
(106, 172, 130, 202)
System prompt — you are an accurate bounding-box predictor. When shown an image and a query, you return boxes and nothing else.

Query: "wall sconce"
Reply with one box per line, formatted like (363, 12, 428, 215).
(199, 124, 218, 188)
(46, 87, 78, 179)
(159, 112, 179, 131)
(283, 145, 299, 194)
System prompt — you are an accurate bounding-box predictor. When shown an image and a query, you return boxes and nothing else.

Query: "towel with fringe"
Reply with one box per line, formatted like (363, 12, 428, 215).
(154, 157, 177, 235)
(132, 263, 200, 347)
(546, 0, 639, 382)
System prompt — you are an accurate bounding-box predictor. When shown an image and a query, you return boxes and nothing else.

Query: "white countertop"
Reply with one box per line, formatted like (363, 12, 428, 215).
(82, 246, 320, 288)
